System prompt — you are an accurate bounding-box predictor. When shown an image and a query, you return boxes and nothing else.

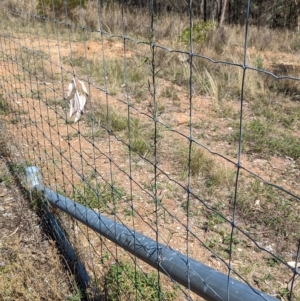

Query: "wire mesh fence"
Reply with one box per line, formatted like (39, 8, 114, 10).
(0, 0, 300, 300)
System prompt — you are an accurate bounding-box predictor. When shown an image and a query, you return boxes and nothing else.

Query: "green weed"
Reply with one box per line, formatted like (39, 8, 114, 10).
(46, 98, 69, 110)
(66, 290, 83, 301)
(30, 89, 43, 99)
(237, 178, 300, 250)
(0, 96, 10, 115)
(278, 287, 290, 300)
(74, 180, 126, 212)
(259, 273, 275, 282)
(177, 143, 214, 177)
(129, 118, 155, 157)
(251, 96, 300, 129)
(85, 127, 106, 140)
(202, 209, 227, 230)
(229, 118, 300, 159)
(123, 207, 134, 217)
(176, 143, 229, 188)
(70, 55, 146, 97)
(0, 172, 12, 186)
(9, 161, 31, 176)
(100, 252, 111, 264)
(264, 256, 280, 268)
(30, 189, 46, 210)
(180, 21, 215, 45)
(91, 104, 128, 133)
(256, 55, 264, 69)
(160, 87, 180, 104)
(104, 261, 177, 301)
(10, 118, 21, 124)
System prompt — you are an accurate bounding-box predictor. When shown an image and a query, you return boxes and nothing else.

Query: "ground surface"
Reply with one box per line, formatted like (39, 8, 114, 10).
(0, 155, 79, 301)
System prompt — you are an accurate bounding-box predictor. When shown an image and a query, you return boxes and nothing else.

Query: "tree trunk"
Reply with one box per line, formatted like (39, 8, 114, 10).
(219, 0, 228, 26)
(295, 0, 300, 31)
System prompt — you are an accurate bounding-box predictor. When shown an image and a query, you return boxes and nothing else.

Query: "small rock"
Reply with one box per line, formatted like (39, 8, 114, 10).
(2, 213, 12, 217)
(265, 245, 273, 252)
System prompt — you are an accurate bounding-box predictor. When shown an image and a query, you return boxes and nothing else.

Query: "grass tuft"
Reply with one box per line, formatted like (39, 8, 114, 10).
(229, 118, 300, 159)
(91, 104, 128, 133)
(104, 261, 177, 301)
(0, 98, 10, 115)
(74, 180, 126, 213)
(176, 143, 232, 189)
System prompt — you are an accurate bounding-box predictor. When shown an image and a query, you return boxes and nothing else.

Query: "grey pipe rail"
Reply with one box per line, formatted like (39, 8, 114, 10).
(26, 166, 279, 301)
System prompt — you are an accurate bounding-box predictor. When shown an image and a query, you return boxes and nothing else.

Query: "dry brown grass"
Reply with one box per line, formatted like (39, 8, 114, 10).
(82, 2, 188, 40)
(0, 0, 37, 16)
(0, 128, 79, 301)
(0, 237, 77, 300)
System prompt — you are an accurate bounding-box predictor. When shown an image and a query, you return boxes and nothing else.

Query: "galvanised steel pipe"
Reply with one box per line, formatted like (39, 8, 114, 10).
(26, 166, 279, 301)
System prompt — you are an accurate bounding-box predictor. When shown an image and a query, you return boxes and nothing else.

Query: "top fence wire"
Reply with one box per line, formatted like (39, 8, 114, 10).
(0, 0, 300, 300)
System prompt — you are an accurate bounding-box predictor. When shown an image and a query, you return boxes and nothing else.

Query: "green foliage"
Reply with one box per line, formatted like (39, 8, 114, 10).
(291, 39, 300, 52)
(91, 105, 127, 133)
(203, 210, 226, 230)
(74, 180, 125, 211)
(104, 261, 177, 301)
(0, 174, 12, 186)
(238, 178, 300, 247)
(255, 55, 264, 70)
(0, 96, 10, 115)
(176, 143, 227, 188)
(30, 190, 46, 210)
(130, 136, 150, 157)
(278, 287, 290, 300)
(180, 21, 215, 44)
(250, 96, 300, 129)
(264, 256, 280, 267)
(66, 285, 83, 301)
(230, 119, 300, 159)
(9, 161, 31, 176)
(268, 77, 300, 101)
(129, 118, 152, 157)
(106, 111, 127, 132)
(259, 273, 275, 282)
(160, 87, 180, 106)
(191, 148, 215, 181)
(0, 168, 12, 186)
(243, 119, 269, 153)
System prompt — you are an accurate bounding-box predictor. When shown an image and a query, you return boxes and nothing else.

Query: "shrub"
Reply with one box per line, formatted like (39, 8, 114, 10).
(180, 21, 215, 45)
